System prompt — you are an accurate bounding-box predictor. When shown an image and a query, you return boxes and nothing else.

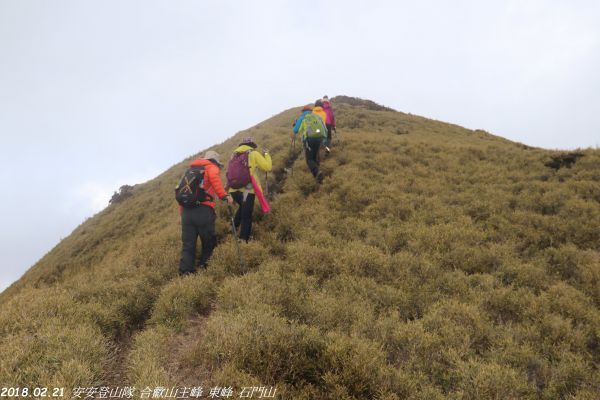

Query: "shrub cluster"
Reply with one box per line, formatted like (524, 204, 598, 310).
(2, 100, 599, 398)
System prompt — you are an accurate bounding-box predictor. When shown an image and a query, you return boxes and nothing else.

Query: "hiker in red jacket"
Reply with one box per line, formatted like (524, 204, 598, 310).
(322, 95, 336, 149)
(179, 150, 233, 275)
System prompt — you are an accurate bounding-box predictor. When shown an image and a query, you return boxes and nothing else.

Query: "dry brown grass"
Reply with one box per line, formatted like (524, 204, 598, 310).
(1, 97, 599, 398)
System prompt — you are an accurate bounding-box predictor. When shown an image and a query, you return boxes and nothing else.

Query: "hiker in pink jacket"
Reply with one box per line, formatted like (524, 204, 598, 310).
(322, 95, 336, 148)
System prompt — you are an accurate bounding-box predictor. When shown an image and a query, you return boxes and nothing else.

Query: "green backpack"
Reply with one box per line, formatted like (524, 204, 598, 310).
(302, 113, 326, 139)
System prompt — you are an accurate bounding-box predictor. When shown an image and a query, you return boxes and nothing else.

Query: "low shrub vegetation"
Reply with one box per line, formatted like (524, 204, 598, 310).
(1, 97, 599, 398)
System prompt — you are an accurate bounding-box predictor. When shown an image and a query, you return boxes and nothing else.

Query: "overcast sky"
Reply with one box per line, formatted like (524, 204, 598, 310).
(1, 0, 599, 292)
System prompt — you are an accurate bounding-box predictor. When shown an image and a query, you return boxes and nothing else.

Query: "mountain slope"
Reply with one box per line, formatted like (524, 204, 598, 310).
(1, 97, 599, 399)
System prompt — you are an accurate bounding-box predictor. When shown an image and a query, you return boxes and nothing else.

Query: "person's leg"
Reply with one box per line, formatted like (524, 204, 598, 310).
(326, 124, 332, 148)
(310, 138, 324, 182)
(231, 191, 244, 229)
(239, 193, 255, 241)
(312, 139, 322, 165)
(179, 208, 199, 274)
(304, 139, 320, 177)
(197, 206, 217, 268)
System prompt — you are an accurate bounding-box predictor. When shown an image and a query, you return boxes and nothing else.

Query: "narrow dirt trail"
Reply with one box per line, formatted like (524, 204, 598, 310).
(101, 333, 135, 387)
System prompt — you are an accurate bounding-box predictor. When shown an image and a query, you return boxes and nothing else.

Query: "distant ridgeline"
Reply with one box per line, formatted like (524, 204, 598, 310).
(1, 97, 599, 399)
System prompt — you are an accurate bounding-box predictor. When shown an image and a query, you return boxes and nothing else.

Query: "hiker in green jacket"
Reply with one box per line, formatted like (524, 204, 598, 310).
(298, 110, 328, 183)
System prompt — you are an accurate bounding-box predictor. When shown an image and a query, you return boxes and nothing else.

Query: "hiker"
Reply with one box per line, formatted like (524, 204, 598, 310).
(312, 99, 330, 154)
(227, 137, 272, 242)
(322, 96, 336, 147)
(312, 99, 327, 125)
(177, 150, 233, 275)
(298, 109, 328, 183)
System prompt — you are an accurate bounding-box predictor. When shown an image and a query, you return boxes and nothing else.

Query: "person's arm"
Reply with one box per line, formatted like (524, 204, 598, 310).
(293, 114, 305, 134)
(207, 165, 229, 200)
(298, 118, 306, 142)
(252, 150, 272, 172)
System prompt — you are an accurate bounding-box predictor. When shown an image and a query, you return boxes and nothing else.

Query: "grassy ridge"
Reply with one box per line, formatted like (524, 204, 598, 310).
(2, 98, 600, 399)
(0, 105, 299, 388)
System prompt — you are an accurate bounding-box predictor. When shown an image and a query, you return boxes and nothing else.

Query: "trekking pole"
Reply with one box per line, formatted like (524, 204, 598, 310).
(290, 136, 296, 177)
(228, 205, 245, 269)
(265, 172, 269, 195)
(262, 147, 270, 194)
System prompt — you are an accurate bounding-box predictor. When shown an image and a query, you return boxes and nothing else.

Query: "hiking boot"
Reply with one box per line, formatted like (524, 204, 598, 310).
(316, 171, 324, 183)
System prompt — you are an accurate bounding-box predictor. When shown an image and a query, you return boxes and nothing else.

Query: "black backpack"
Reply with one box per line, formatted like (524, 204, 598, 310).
(175, 166, 208, 207)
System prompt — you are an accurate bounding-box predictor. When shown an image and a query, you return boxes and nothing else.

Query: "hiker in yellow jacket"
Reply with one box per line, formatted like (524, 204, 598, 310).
(227, 137, 272, 241)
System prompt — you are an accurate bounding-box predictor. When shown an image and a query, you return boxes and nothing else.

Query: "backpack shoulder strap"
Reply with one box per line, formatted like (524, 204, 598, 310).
(246, 149, 255, 172)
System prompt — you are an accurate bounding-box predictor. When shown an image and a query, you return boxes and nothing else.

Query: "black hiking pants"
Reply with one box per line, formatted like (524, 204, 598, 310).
(179, 205, 216, 274)
(304, 137, 322, 177)
(326, 124, 333, 147)
(231, 191, 255, 242)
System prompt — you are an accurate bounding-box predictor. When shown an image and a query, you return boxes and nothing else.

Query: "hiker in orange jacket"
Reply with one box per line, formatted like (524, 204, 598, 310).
(179, 150, 233, 275)
(312, 99, 330, 154)
(312, 99, 327, 125)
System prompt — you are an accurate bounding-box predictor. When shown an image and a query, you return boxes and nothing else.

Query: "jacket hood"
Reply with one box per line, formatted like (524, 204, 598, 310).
(234, 144, 254, 153)
(313, 106, 324, 112)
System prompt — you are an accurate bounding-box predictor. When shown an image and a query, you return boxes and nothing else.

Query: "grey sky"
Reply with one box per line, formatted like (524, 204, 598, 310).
(1, 0, 599, 292)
